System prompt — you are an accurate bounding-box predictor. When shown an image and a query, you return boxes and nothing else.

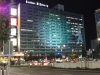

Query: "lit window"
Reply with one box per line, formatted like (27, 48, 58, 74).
(79, 24, 82, 25)
(27, 20, 33, 22)
(11, 28, 16, 36)
(79, 19, 82, 20)
(11, 8, 17, 16)
(11, 18, 17, 26)
(10, 38, 17, 46)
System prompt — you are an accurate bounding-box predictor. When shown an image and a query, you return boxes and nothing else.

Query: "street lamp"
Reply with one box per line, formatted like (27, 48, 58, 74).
(72, 49, 74, 54)
(57, 45, 66, 58)
(97, 38, 100, 41)
(92, 49, 95, 59)
(8, 40, 11, 75)
(58, 45, 66, 53)
(89, 49, 95, 59)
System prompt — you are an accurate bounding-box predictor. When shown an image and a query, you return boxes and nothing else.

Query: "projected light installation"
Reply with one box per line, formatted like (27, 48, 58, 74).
(37, 13, 71, 48)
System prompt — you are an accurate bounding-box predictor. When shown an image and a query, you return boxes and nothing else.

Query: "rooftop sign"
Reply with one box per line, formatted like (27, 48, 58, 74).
(26, 0, 48, 7)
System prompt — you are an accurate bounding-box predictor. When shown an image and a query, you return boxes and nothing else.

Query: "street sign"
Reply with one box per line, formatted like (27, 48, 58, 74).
(55, 52, 62, 55)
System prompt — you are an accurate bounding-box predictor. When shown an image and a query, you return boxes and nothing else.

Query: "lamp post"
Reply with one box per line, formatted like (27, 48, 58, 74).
(92, 49, 95, 59)
(72, 49, 74, 54)
(58, 45, 66, 54)
(89, 49, 95, 59)
(8, 41, 11, 75)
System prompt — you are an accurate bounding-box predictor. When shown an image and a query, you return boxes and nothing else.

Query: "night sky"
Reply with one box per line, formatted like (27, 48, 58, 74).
(9, 0, 100, 49)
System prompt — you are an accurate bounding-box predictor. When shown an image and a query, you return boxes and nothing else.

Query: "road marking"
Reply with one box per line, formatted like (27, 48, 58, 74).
(62, 74, 72, 75)
(41, 71, 51, 73)
(11, 71, 29, 75)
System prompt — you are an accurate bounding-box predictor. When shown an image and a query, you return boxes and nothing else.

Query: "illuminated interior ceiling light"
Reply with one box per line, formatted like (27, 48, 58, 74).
(79, 19, 82, 20)
(11, 8, 17, 16)
(71, 28, 73, 29)
(11, 18, 17, 26)
(27, 20, 33, 22)
(47, 5, 48, 7)
(75, 18, 78, 20)
(53, 35, 56, 36)
(79, 24, 82, 25)
(55, 15, 58, 16)
(74, 26, 77, 27)
(80, 45, 82, 46)
(68, 20, 70, 21)
(37, 2, 39, 5)
(21, 29, 33, 31)
(58, 18, 60, 19)
(76, 28, 78, 30)
(67, 30, 69, 32)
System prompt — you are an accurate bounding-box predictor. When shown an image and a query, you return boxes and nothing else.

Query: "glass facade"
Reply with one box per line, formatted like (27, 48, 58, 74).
(95, 9, 100, 39)
(18, 3, 85, 56)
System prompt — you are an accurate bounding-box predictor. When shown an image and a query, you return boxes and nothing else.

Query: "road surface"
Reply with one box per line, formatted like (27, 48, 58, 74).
(7, 67, 100, 75)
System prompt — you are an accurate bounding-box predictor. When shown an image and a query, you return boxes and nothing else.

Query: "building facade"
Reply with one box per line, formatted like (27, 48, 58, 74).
(95, 9, 100, 40)
(13, 2, 86, 56)
(91, 9, 100, 50)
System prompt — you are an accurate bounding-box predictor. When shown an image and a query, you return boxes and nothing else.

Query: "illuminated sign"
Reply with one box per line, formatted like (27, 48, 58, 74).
(26, 0, 48, 7)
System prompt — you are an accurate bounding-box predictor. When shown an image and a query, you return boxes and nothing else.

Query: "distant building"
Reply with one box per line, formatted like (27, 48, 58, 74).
(91, 9, 100, 49)
(95, 9, 100, 40)
(91, 39, 97, 50)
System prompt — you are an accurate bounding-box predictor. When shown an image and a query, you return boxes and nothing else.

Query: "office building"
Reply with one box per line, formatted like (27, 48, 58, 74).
(95, 9, 100, 40)
(0, 0, 85, 56)
(91, 9, 100, 50)
(11, 1, 86, 56)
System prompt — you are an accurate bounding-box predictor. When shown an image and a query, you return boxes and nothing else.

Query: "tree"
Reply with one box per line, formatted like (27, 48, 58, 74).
(49, 52, 55, 60)
(0, 11, 10, 51)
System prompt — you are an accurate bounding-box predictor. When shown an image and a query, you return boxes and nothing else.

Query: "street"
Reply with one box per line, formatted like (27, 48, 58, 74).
(7, 67, 100, 75)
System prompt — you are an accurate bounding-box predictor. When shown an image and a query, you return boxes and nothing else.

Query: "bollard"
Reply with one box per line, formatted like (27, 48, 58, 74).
(2, 66, 4, 75)
(6, 64, 8, 75)
(0, 66, 2, 75)
(0, 63, 8, 75)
